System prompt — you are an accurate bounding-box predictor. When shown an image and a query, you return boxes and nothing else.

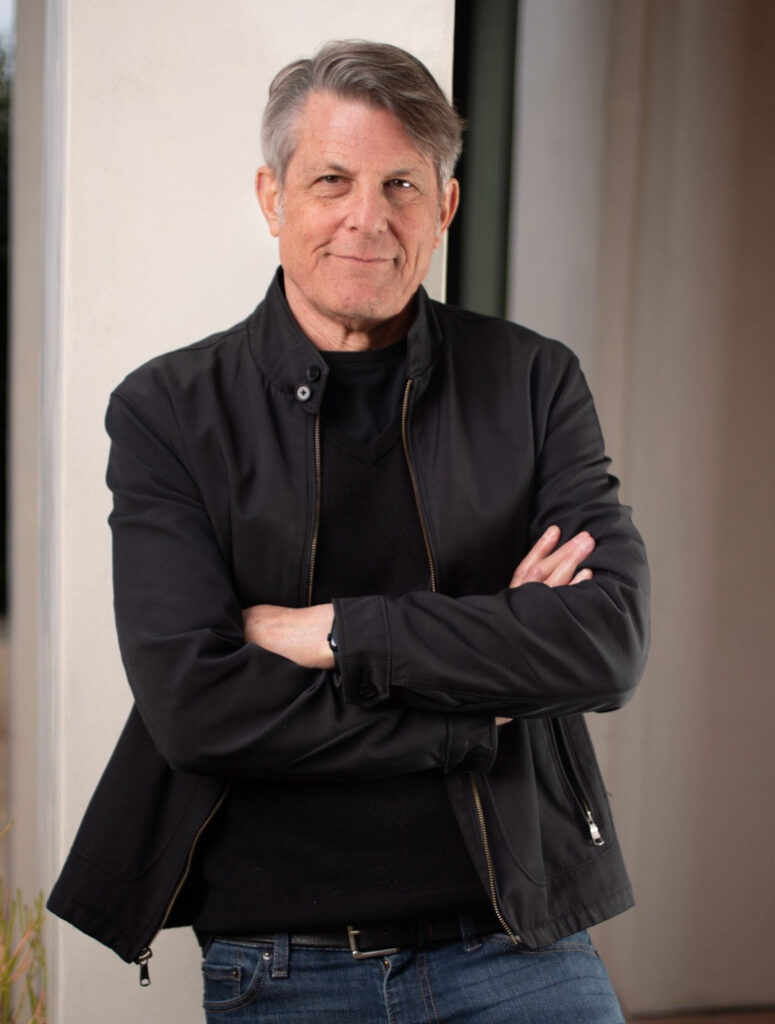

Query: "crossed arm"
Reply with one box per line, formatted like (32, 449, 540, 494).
(108, 340, 647, 775)
(242, 525, 596, 676)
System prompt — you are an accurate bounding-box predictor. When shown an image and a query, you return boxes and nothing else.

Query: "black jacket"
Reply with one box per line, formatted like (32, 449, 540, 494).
(48, 271, 649, 967)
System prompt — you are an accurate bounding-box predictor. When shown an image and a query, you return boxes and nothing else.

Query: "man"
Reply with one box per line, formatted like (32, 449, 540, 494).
(49, 40, 649, 1023)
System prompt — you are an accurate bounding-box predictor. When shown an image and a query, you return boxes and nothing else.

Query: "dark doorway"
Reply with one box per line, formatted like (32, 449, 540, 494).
(448, 0, 519, 318)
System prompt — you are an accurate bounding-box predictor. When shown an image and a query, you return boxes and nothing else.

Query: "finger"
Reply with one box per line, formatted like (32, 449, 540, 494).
(495, 717, 512, 727)
(511, 524, 561, 580)
(543, 534, 595, 587)
(544, 542, 594, 587)
(512, 531, 594, 588)
(570, 568, 593, 585)
(509, 525, 561, 586)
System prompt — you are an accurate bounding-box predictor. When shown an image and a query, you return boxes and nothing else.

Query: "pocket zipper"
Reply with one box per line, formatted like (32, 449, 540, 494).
(549, 719, 605, 847)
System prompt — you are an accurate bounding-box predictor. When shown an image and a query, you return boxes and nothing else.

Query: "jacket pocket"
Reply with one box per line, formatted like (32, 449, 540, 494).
(547, 717, 605, 848)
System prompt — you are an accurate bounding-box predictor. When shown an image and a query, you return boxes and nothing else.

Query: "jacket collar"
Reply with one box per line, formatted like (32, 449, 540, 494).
(246, 268, 443, 414)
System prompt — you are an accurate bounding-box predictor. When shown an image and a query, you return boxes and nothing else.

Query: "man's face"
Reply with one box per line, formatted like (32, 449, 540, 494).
(256, 91, 458, 345)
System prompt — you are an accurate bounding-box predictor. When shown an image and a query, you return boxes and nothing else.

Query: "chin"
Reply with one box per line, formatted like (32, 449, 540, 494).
(327, 289, 402, 325)
(331, 305, 397, 329)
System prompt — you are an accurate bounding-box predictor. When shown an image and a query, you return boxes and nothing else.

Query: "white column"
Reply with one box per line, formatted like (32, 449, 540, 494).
(10, 5, 455, 1022)
(8, 0, 44, 922)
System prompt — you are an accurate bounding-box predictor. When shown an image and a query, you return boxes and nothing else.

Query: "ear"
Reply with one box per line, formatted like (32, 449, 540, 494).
(434, 177, 460, 248)
(255, 166, 282, 238)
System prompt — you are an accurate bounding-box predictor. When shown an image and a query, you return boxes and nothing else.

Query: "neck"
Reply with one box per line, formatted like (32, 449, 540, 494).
(283, 276, 414, 352)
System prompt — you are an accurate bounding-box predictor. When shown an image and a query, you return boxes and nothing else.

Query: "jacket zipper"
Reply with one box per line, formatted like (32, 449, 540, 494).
(306, 413, 322, 607)
(468, 775, 520, 943)
(138, 413, 323, 983)
(136, 781, 232, 985)
(400, 381, 436, 593)
(401, 378, 519, 944)
(549, 719, 605, 847)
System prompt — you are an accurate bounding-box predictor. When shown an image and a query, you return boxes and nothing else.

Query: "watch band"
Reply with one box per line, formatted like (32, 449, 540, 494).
(327, 626, 338, 653)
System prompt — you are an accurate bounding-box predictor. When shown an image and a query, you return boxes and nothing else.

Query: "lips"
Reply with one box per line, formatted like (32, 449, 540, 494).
(328, 254, 394, 264)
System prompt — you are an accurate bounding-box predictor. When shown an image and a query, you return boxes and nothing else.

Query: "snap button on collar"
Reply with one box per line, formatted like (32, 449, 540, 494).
(295, 384, 313, 402)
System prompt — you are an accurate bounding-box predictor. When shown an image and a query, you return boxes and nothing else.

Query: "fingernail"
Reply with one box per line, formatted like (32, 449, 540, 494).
(575, 532, 594, 550)
(544, 525, 559, 539)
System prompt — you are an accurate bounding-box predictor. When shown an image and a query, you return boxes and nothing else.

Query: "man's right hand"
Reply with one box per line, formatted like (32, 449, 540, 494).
(496, 525, 595, 726)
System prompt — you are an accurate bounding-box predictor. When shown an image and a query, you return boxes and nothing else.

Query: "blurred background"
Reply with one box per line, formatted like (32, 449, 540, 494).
(2, 1, 773, 1021)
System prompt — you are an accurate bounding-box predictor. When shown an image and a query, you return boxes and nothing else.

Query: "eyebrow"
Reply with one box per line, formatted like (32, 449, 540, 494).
(311, 161, 426, 178)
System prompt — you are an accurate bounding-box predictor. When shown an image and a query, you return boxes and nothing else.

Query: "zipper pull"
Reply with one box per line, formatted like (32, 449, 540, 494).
(138, 947, 152, 986)
(584, 807, 605, 847)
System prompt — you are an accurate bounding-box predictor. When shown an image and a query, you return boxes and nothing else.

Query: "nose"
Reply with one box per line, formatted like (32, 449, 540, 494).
(344, 185, 388, 234)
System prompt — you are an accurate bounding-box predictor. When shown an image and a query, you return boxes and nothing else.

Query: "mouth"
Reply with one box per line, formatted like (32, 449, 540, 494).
(328, 254, 395, 265)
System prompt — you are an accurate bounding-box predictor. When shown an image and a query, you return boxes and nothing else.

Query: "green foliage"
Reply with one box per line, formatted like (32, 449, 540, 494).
(0, 827, 46, 1024)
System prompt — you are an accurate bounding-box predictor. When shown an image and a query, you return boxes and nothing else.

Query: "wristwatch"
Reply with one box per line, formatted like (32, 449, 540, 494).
(327, 620, 339, 670)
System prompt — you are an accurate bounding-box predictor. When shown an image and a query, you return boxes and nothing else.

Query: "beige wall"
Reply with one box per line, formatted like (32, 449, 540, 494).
(10, 4, 455, 1022)
(511, 0, 775, 1014)
(508, 0, 612, 380)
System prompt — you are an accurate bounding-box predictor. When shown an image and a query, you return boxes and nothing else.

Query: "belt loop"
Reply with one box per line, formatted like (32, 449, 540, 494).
(459, 913, 481, 952)
(272, 933, 289, 979)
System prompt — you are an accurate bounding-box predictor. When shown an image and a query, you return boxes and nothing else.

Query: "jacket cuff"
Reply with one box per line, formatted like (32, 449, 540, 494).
(333, 596, 391, 707)
(445, 716, 498, 773)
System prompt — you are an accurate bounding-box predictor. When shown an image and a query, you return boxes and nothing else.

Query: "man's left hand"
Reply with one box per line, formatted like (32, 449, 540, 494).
(242, 602, 335, 669)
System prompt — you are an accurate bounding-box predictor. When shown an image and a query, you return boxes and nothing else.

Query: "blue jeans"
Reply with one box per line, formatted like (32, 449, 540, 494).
(201, 924, 625, 1023)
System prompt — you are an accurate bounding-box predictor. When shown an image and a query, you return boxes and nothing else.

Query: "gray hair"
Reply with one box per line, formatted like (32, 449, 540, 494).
(261, 40, 464, 188)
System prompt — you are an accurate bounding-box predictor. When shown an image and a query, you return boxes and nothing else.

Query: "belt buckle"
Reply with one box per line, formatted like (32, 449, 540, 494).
(347, 925, 400, 960)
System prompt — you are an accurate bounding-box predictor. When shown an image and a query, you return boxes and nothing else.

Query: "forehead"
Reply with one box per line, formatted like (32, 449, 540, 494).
(289, 90, 434, 175)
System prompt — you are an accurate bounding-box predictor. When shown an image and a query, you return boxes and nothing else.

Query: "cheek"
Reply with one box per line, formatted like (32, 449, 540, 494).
(404, 223, 441, 265)
(278, 225, 314, 263)
(280, 212, 337, 258)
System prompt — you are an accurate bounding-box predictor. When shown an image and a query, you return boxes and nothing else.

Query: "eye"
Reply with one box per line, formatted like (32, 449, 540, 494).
(387, 178, 414, 190)
(317, 175, 343, 185)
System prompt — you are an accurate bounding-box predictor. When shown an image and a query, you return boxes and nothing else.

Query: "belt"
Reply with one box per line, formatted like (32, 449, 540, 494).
(220, 909, 501, 960)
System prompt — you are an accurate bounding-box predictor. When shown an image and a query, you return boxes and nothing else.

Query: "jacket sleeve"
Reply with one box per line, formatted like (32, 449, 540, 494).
(333, 349, 650, 718)
(105, 391, 496, 779)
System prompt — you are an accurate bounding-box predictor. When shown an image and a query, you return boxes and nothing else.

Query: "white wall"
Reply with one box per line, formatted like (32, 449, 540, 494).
(8, 0, 43, 935)
(11, 4, 456, 1022)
